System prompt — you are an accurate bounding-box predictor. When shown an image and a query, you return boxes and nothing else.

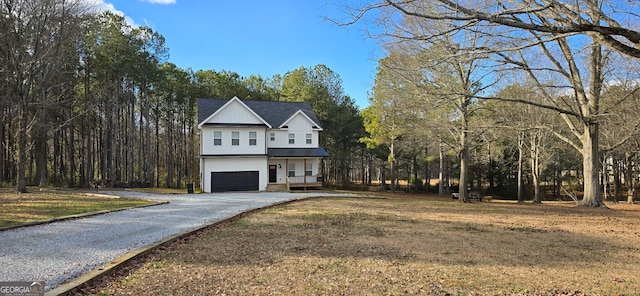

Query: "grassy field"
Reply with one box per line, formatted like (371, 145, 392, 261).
(86, 193, 640, 296)
(0, 188, 154, 228)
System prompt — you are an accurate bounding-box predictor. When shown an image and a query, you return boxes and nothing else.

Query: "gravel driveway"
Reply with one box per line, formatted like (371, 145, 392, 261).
(0, 191, 348, 291)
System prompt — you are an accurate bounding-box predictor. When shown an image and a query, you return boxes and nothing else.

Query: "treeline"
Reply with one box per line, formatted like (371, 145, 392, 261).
(0, 1, 364, 192)
(349, 1, 640, 205)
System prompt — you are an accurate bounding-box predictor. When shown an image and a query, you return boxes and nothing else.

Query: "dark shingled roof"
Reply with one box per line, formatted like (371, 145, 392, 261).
(198, 98, 322, 129)
(267, 148, 329, 158)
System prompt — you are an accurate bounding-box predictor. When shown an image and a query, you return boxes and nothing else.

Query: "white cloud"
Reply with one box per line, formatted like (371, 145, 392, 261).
(82, 0, 139, 27)
(143, 0, 176, 4)
(83, 0, 118, 13)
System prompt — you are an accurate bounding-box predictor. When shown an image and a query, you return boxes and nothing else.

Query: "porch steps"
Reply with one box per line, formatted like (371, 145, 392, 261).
(266, 184, 289, 192)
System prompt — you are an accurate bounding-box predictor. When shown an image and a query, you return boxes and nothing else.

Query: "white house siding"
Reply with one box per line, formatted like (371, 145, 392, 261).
(201, 157, 268, 193)
(201, 126, 267, 155)
(268, 113, 319, 148)
(287, 159, 318, 176)
(267, 159, 288, 183)
(198, 97, 326, 192)
(205, 99, 265, 125)
(266, 158, 321, 185)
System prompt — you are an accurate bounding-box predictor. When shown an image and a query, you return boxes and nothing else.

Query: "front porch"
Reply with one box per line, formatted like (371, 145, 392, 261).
(266, 175, 323, 191)
(287, 175, 323, 190)
(266, 147, 328, 191)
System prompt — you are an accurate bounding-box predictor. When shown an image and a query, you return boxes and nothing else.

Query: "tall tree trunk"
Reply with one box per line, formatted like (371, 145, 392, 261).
(413, 154, 419, 192)
(155, 109, 160, 188)
(517, 132, 525, 203)
(100, 112, 107, 184)
(438, 142, 445, 197)
(0, 112, 5, 187)
(35, 85, 48, 187)
(580, 123, 604, 207)
(531, 132, 542, 204)
(626, 152, 636, 204)
(80, 116, 86, 187)
(59, 129, 67, 186)
(459, 105, 470, 203)
(389, 140, 395, 193)
(138, 107, 143, 183)
(367, 154, 372, 185)
(142, 69, 152, 186)
(380, 162, 386, 190)
(87, 125, 93, 185)
(114, 82, 121, 184)
(53, 131, 60, 184)
(459, 144, 469, 202)
(361, 146, 366, 185)
(487, 143, 494, 192)
(16, 106, 28, 193)
(614, 158, 622, 200)
(602, 155, 610, 201)
(554, 154, 562, 198)
(81, 62, 91, 188)
(67, 121, 76, 187)
(35, 126, 47, 187)
(106, 100, 113, 186)
(167, 109, 173, 188)
(128, 91, 135, 184)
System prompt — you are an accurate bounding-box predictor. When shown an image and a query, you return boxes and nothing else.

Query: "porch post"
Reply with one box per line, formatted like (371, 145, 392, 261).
(285, 158, 289, 190)
(304, 159, 307, 185)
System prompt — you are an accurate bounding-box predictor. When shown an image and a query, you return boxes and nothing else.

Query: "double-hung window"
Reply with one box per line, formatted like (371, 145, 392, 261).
(213, 131, 222, 146)
(288, 133, 295, 144)
(288, 164, 296, 177)
(306, 133, 312, 144)
(249, 132, 257, 146)
(305, 163, 313, 176)
(270, 133, 275, 141)
(232, 131, 240, 146)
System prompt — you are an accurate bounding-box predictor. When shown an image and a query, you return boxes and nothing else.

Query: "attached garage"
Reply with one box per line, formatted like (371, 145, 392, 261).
(200, 155, 267, 193)
(211, 171, 259, 192)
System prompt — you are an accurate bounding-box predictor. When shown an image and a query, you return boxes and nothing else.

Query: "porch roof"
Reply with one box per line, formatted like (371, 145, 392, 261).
(267, 148, 329, 158)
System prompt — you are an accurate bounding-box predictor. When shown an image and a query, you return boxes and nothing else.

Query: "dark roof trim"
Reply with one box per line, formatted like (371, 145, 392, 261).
(200, 154, 267, 158)
(267, 148, 329, 158)
(197, 98, 322, 129)
(200, 123, 267, 127)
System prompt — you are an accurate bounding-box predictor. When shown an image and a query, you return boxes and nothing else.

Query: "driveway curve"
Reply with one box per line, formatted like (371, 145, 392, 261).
(0, 191, 351, 291)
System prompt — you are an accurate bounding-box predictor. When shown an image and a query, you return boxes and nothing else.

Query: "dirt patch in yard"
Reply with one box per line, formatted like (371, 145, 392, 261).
(86, 194, 640, 295)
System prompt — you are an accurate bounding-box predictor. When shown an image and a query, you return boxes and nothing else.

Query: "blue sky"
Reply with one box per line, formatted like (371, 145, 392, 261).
(97, 0, 381, 108)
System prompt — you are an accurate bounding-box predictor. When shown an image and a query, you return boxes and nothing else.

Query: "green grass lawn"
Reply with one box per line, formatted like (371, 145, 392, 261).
(0, 188, 154, 228)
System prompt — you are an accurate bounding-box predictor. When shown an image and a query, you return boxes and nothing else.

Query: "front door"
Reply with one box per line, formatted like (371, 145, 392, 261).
(268, 165, 277, 183)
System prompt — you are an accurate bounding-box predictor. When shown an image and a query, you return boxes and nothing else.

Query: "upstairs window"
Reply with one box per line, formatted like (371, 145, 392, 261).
(249, 132, 257, 146)
(288, 133, 295, 144)
(306, 133, 312, 144)
(213, 131, 222, 146)
(270, 133, 275, 141)
(232, 131, 240, 146)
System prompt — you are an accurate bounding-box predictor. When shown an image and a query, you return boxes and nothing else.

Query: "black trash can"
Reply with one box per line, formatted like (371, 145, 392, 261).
(187, 183, 194, 194)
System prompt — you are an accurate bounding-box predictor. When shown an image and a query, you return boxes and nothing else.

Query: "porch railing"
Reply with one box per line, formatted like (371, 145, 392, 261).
(286, 175, 323, 185)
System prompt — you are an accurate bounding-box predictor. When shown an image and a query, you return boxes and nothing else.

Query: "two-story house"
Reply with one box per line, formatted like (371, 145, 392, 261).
(198, 97, 329, 192)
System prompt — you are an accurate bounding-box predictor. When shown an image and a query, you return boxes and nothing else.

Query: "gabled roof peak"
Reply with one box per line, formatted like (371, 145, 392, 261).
(197, 97, 323, 129)
(280, 109, 323, 131)
(197, 97, 271, 128)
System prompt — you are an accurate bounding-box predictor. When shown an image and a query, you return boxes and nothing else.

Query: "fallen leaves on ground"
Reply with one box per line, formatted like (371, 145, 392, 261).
(82, 194, 640, 295)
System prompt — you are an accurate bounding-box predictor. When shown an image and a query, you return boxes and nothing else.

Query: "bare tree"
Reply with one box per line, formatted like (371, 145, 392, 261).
(343, 0, 640, 58)
(373, 16, 498, 202)
(493, 82, 557, 203)
(339, 0, 640, 207)
(1, 0, 87, 192)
